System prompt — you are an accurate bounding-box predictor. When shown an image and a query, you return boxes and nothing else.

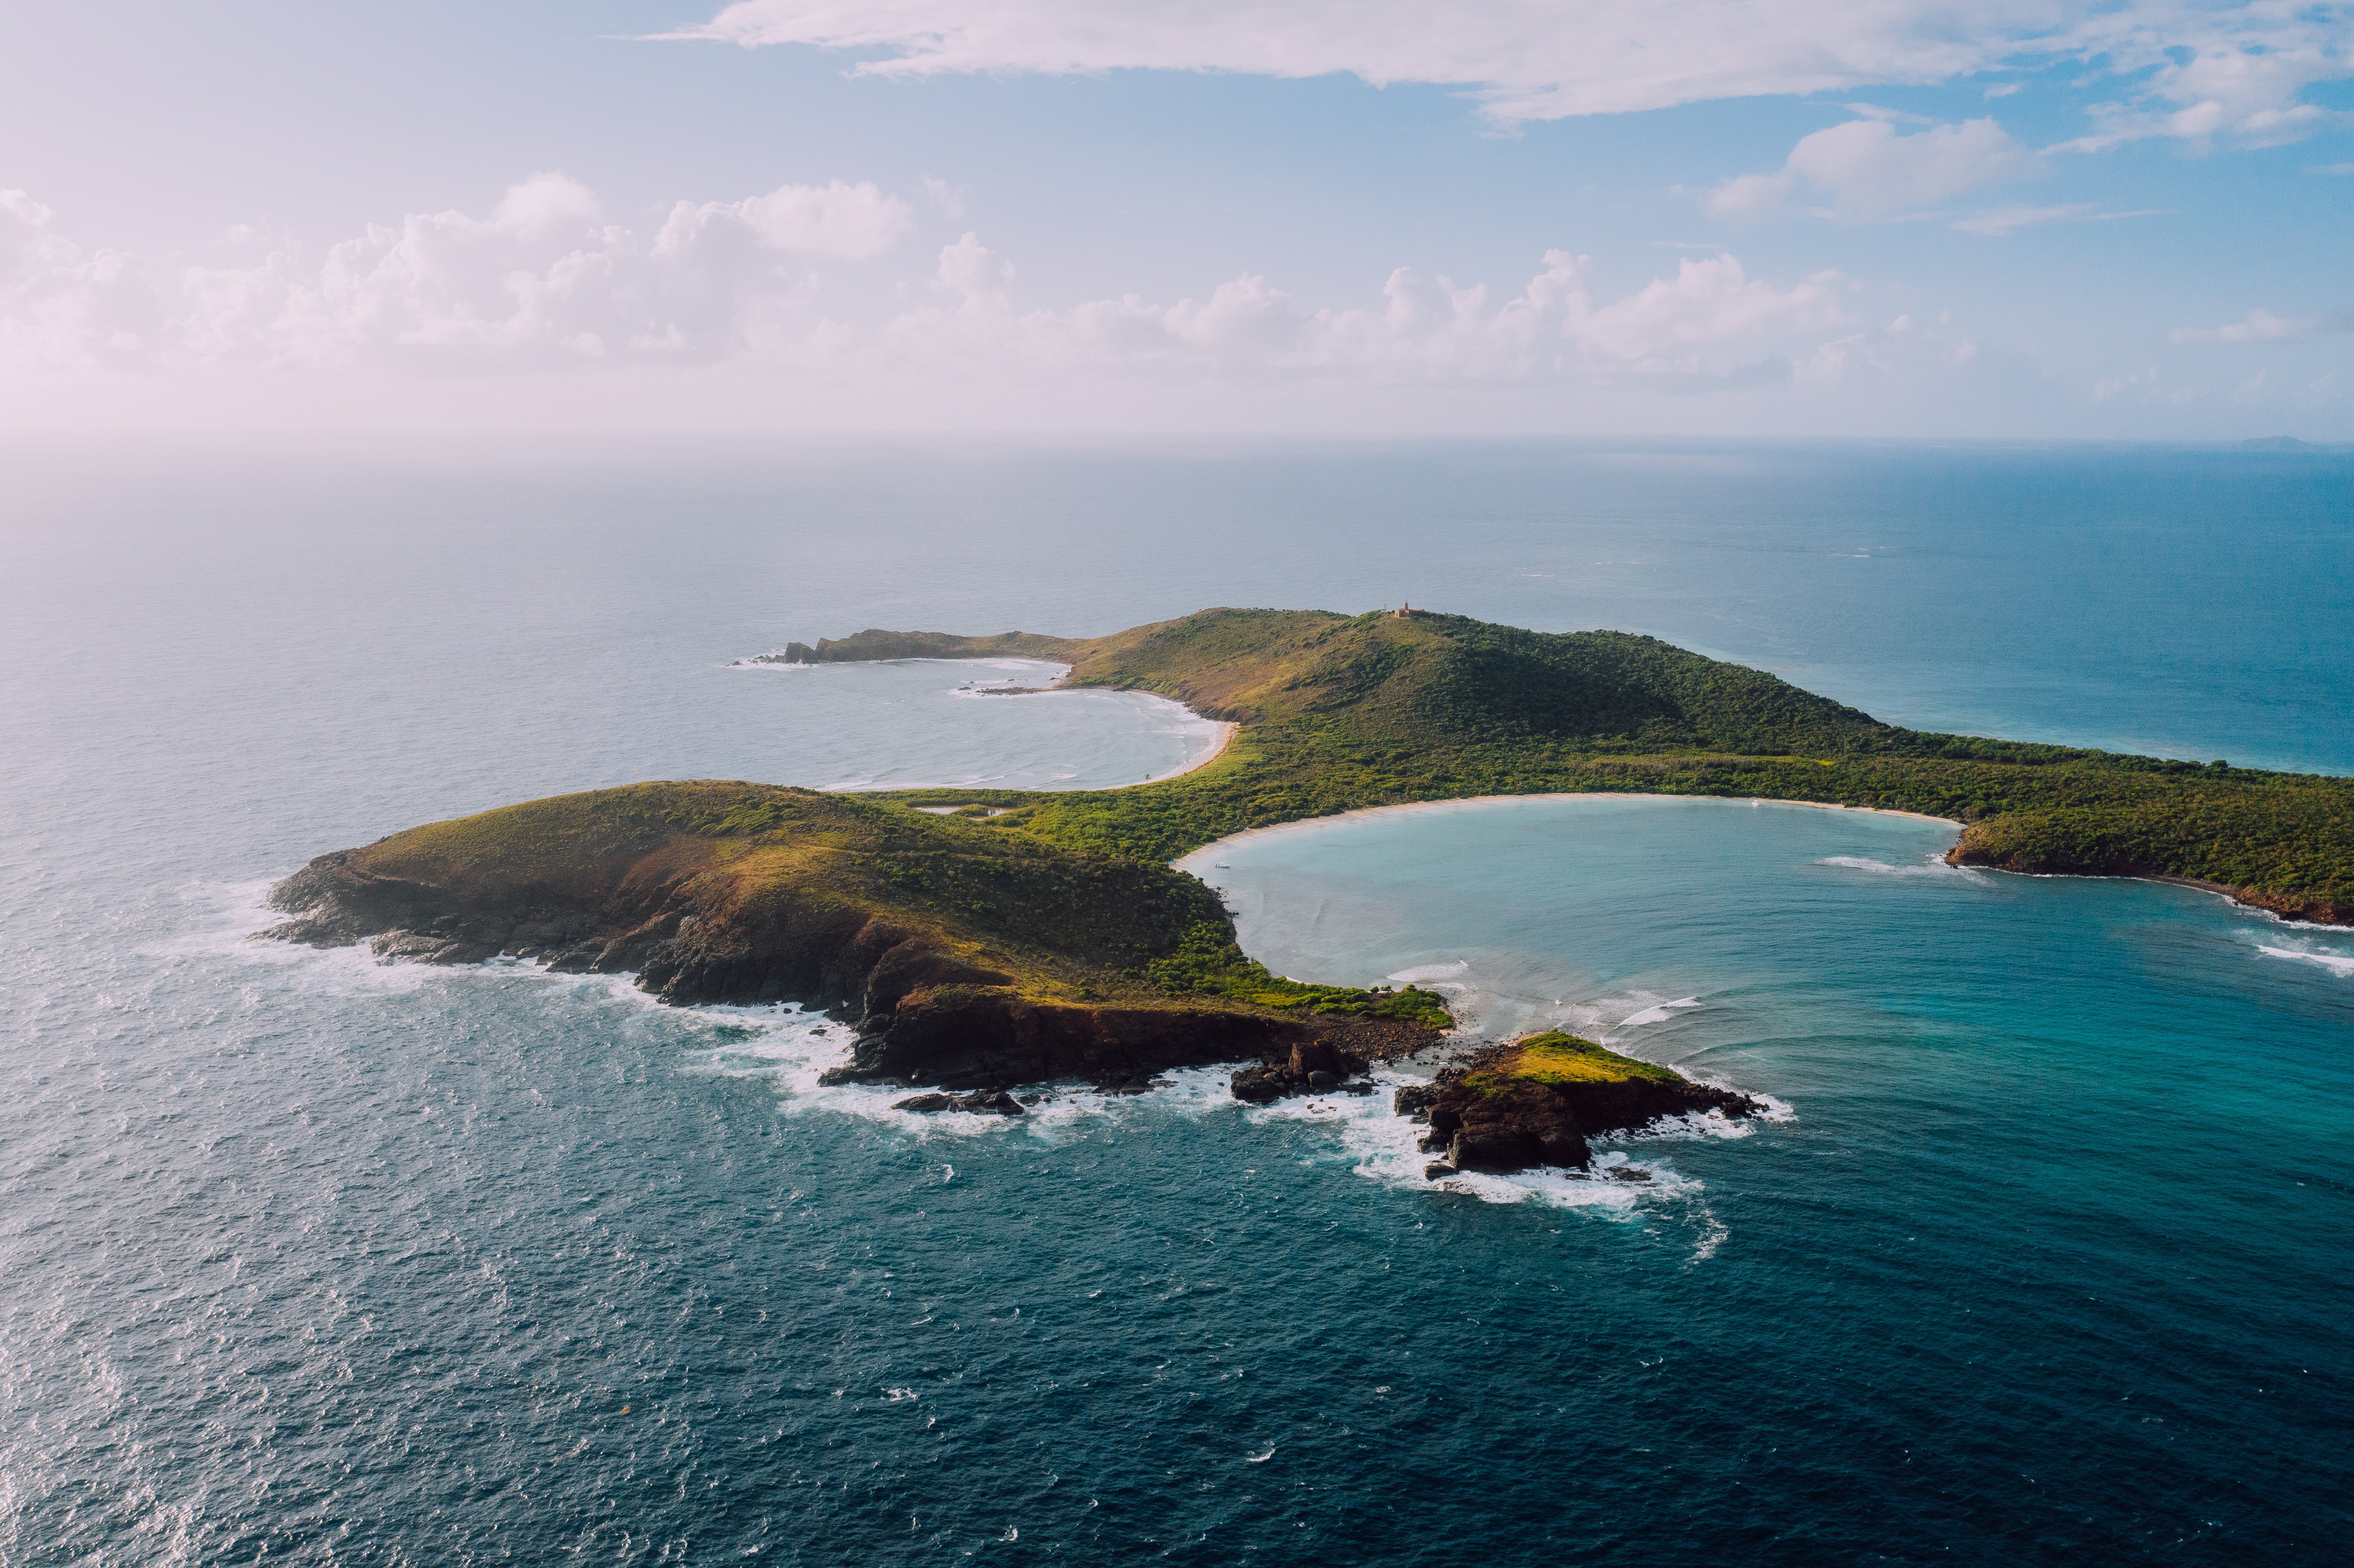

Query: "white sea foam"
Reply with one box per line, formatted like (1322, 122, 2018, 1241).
(191, 880, 454, 998)
(1256, 1067, 1704, 1214)
(230, 893, 1736, 1231)
(1818, 854, 1981, 879)
(1616, 1107, 1757, 1142)
(1688, 1209, 1731, 1263)
(1615, 996, 1702, 1029)
(1387, 960, 1470, 984)
(2256, 943, 2354, 978)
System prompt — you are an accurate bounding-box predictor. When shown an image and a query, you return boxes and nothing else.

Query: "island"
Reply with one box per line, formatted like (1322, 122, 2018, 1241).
(266, 607, 2354, 1175)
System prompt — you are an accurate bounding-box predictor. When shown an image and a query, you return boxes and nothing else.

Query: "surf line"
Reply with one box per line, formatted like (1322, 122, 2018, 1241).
(1172, 792, 1964, 867)
(1115, 721, 1237, 789)
(1148, 721, 1238, 784)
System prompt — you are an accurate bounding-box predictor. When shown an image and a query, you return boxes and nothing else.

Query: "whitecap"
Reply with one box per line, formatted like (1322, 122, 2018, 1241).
(1321, 1070, 1706, 1213)
(1613, 1107, 1758, 1142)
(1616, 996, 1702, 1029)
(1387, 960, 1469, 984)
(1818, 854, 1980, 879)
(2257, 944, 2354, 978)
(1688, 1210, 1731, 1264)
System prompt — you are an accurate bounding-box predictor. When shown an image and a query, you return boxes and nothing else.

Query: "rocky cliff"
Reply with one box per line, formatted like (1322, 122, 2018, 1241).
(1393, 1033, 1761, 1175)
(261, 781, 1439, 1092)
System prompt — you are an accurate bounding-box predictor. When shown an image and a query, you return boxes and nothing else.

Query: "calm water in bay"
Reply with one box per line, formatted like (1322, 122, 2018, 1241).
(2, 439, 2349, 1564)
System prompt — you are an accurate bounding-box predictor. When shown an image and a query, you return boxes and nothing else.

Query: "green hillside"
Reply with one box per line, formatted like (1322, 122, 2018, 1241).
(856, 607, 2354, 922)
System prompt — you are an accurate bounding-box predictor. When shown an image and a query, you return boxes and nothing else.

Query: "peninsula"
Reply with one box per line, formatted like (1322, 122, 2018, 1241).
(267, 608, 2354, 1171)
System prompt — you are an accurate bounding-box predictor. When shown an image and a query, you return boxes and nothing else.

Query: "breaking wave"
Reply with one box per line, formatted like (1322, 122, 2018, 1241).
(2257, 943, 2354, 978)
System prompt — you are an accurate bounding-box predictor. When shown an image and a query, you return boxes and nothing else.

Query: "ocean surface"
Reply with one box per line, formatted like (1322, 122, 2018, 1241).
(2, 438, 2350, 1564)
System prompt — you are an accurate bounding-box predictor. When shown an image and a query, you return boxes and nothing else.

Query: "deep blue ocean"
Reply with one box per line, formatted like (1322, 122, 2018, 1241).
(2, 439, 2350, 1564)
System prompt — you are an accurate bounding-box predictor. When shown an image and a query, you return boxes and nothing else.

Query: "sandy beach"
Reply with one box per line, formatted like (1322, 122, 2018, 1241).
(1125, 720, 1237, 786)
(1173, 790, 1963, 867)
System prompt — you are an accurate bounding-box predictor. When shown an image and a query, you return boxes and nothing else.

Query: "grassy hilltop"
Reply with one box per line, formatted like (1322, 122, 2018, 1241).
(273, 606, 2350, 1096)
(858, 607, 2353, 924)
(267, 776, 1453, 1086)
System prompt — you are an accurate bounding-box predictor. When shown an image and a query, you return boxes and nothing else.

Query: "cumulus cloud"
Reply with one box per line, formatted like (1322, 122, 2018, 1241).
(1, 189, 165, 367)
(881, 236, 1962, 391)
(1, 174, 912, 372)
(2173, 307, 2354, 343)
(0, 180, 1974, 398)
(657, 0, 2354, 138)
(2060, 22, 2354, 150)
(661, 178, 911, 258)
(1711, 117, 2034, 221)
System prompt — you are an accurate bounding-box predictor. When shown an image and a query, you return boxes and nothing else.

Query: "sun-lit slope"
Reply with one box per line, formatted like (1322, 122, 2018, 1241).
(311, 782, 1212, 989)
(870, 608, 2354, 922)
(1052, 607, 1908, 753)
(265, 782, 1455, 1087)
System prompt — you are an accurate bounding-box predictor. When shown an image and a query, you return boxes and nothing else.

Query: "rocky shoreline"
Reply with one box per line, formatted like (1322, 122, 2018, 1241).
(1393, 1039, 1762, 1177)
(262, 833, 1438, 1095)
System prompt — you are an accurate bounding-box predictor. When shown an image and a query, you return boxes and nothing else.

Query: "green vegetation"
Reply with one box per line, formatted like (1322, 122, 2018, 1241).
(1462, 1030, 1686, 1093)
(1143, 921, 1455, 1026)
(345, 780, 1228, 1004)
(872, 608, 2354, 922)
(329, 606, 2349, 1044)
(340, 778, 1446, 1028)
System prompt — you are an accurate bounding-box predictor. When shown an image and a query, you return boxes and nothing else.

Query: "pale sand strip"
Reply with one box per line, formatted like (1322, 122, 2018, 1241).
(1121, 721, 1237, 787)
(1172, 791, 1960, 868)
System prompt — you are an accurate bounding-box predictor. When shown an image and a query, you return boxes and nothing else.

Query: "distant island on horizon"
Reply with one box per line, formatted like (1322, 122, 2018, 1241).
(263, 607, 2354, 1177)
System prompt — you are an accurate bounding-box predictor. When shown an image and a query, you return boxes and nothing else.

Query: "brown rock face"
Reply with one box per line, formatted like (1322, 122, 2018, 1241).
(823, 990, 1314, 1091)
(262, 846, 1316, 1092)
(1228, 1039, 1373, 1103)
(1394, 1064, 1762, 1175)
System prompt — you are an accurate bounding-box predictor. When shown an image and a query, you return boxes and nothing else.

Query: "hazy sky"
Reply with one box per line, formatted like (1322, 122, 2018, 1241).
(5, 1, 2350, 436)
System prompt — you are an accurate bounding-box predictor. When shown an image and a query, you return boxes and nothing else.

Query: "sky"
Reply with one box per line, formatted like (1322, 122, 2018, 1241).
(3, 0, 2350, 437)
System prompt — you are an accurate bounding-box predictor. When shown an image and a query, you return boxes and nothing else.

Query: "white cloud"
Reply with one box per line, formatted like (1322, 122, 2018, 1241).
(1707, 171, 1800, 221)
(659, 1, 2354, 138)
(2311, 161, 2354, 174)
(1, 189, 166, 367)
(0, 183, 1974, 400)
(2059, 21, 2354, 150)
(0, 174, 914, 373)
(2093, 366, 2159, 402)
(881, 236, 1946, 391)
(2173, 307, 2354, 343)
(662, 178, 911, 258)
(1711, 117, 2033, 221)
(1949, 202, 2172, 235)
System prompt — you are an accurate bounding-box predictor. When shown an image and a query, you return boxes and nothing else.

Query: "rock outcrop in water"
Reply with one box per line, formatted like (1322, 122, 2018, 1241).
(1228, 1040, 1376, 1103)
(1395, 1033, 1761, 1175)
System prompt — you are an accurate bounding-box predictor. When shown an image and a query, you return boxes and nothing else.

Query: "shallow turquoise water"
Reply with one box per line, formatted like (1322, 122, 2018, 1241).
(1, 441, 2349, 1563)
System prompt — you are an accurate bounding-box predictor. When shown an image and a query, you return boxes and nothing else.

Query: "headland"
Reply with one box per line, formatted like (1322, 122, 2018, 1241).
(266, 606, 2354, 1173)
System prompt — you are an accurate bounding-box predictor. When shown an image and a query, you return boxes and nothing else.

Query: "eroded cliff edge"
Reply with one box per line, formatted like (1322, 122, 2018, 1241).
(262, 781, 1448, 1091)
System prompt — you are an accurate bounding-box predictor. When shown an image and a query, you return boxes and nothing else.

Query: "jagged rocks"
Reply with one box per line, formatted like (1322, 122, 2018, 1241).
(1229, 1040, 1372, 1103)
(262, 843, 1328, 1096)
(1397, 1053, 1762, 1178)
(893, 1089, 1026, 1115)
